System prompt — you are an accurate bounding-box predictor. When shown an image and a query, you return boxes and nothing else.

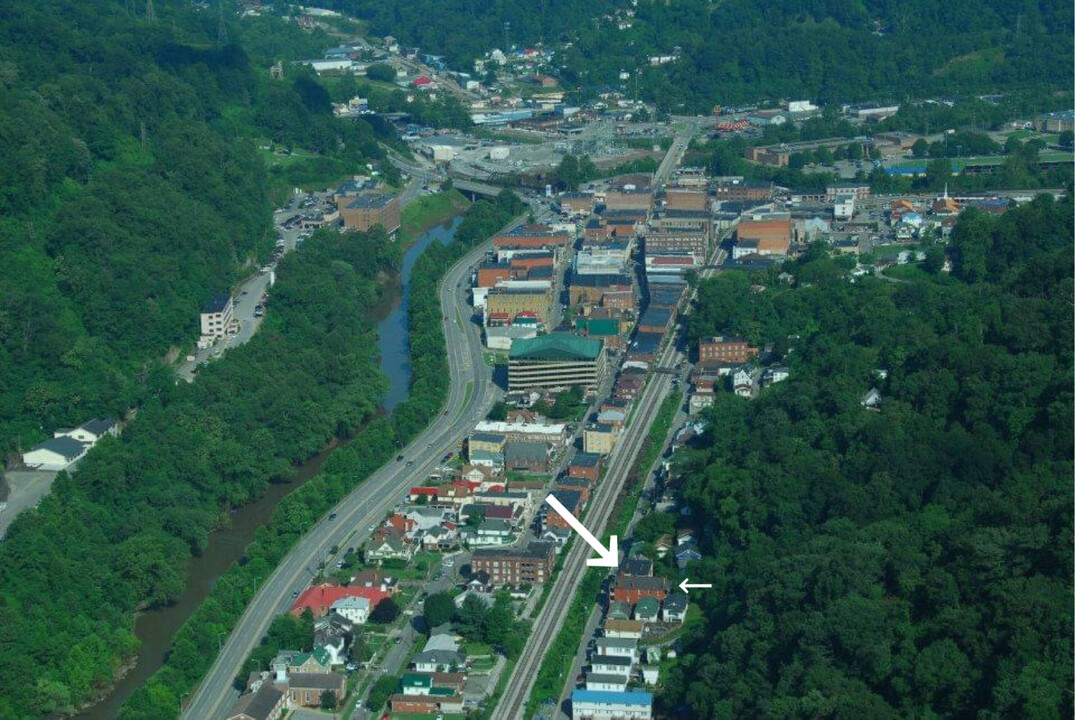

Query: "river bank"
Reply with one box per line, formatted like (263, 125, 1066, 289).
(74, 210, 468, 720)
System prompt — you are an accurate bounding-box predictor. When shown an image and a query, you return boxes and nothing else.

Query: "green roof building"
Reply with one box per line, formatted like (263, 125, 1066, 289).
(508, 333, 605, 391)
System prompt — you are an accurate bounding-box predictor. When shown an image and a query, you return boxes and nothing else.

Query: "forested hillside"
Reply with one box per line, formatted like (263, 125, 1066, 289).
(0, 0, 390, 455)
(662, 195, 1073, 718)
(337, 0, 1073, 111)
(0, 226, 399, 718)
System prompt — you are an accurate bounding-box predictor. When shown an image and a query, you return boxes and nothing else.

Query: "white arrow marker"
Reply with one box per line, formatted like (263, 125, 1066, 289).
(544, 494, 618, 567)
(679, 578, 712, 593)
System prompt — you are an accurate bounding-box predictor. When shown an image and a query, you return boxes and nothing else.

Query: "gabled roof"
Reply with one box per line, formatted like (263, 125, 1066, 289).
(228, 683, 283, 720)
(81, 417, 117, 436)
(31, 436, 87, 460)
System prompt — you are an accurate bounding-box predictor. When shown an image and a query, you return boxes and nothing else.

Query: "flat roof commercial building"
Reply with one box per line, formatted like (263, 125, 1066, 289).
(340, 193, 401, 234)
(508, 334, 605, 391)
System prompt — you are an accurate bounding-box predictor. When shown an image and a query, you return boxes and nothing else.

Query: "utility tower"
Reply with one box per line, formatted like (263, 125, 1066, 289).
(145, 0, 156, 22)
(217, 0, 229, 47)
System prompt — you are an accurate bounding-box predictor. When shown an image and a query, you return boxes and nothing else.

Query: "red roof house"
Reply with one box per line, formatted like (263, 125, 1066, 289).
(290, 584, 389, 617)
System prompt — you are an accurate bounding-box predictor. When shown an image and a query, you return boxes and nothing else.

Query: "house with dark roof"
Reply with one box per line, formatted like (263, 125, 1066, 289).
(22, 436, 89, 471)
(225, 682, 286, 720)
(568, 452, 603, 481)
(504, 440, 550, 472)
(662, 592, 688, 623)
(286, 672, 346, 708)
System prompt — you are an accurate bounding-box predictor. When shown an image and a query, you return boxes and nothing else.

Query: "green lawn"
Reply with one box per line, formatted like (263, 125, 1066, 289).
(399, 190, 470, 244)
(469, 656, 497, 673)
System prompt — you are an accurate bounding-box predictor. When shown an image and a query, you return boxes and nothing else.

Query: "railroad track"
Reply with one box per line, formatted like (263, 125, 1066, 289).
(494, 334, 683, 719)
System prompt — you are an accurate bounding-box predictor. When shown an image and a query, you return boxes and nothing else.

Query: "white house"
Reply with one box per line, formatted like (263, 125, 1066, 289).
(585, 673, 628, 692)
(590, 655, 632, 676)
(22, 437, 88, 471)
(571, 689, 653, 719)
(641, 665, 660, 685)
(54, 418, 118, 445)
(594, 637, 637, 662)
(330, 596, 370, 624)
(661, 593, 688, 623)
(412, 649, 465, 673)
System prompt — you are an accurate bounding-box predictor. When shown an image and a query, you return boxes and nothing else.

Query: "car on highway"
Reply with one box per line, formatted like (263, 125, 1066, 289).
(328, 512, 337, 520)
(368, 523, 376, 531)
(405, 460, 414, 467)
(291, 590, 300, 598)
(396, 454, 404, 462)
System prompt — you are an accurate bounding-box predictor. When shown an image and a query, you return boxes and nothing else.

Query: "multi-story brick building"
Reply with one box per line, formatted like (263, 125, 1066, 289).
(604, 189, 654, 212)
(493, 224, 571, 250)
(477, 261, 511, 288)
(644, 232, 708, 259)
(471, 542, 556, 586)
(570, 273, 633, 306)
(560, 192, 595, 216)
(712, 179, 773, 202)
(340, 193, 401, 234)
(698, 336, 758, 363)
(663, 188, 709, 212)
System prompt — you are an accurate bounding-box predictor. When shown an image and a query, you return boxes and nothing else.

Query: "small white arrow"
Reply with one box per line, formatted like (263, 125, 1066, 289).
(679, 578, 712, 593)
(544, 494, 618, 567)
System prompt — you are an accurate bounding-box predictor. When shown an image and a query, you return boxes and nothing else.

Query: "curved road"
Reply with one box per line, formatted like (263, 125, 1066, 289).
(182, 233, 499, 720)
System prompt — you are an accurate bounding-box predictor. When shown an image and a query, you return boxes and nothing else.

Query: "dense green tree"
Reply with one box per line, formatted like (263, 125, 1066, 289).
(662, 193, 1074, 720)
(423, 591, 457, 629)
(370, 597, 401, 624)
(365, 62, 396, 83)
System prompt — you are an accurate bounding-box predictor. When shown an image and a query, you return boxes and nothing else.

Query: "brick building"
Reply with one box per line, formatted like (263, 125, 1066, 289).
(568, 452, 603, 481)
(477, 262, 511, 288)
(340, 193, 401, 234)
(471, 542, 556, 586)
(698, 336, 758, 364)
(663, 188, 709, 212)
(712, 180, 773, 202)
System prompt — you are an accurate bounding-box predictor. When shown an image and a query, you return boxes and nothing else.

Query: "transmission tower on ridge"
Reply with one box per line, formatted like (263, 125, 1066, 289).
(218, 0, 229, 46)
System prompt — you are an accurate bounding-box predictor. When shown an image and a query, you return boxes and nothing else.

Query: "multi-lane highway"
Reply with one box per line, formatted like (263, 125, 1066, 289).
(182, 230, 501, 720)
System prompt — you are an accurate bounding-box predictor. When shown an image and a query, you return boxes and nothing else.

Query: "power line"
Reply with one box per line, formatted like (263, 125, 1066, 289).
(217, 0, 229, 47)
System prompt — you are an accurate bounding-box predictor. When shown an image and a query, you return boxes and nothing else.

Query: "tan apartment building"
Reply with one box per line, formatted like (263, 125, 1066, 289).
(200, 292, 237, 338)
